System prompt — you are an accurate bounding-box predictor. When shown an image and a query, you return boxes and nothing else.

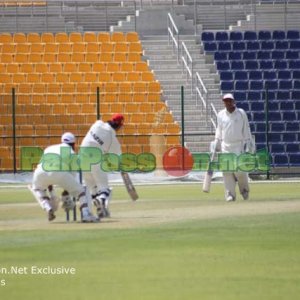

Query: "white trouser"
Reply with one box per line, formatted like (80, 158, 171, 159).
(223, 171, 249, 200)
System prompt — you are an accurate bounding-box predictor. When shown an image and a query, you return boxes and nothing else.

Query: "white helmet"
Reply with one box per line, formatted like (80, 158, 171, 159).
(61, 132, 76, 144)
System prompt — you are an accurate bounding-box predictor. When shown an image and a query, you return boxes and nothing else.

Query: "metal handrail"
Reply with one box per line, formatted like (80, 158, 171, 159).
(195, 72, 209, 122)
(181, 41, 193, 92)
(167, 12, 180, 62)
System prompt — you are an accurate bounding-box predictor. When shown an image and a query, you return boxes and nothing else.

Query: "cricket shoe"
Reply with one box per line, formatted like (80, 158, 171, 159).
(48, 209, 56, 221)
(81, 213, 100, 223)
(242, 190, 249, 200)
(226, 195, 235, 202)
(94, 198, 110, 218)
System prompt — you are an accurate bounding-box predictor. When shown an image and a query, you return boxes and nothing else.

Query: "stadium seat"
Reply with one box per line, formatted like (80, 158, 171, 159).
(268, 101, 279, 111)
(271, 50, 285, 60)
(272, 30, 286, 40)
(289, 60, 300, 69)
(69, 32, 82, 43)
(249, 70, 262, 80)
(274, 60, 287, 69)
(244, 31, 257, 40)
(230, 31, 243, 41)
(238, 102, 249, 111)
(126, 32, 139, 43)
(232, 41, 245, 51)
(204, 42, 217, 52)
(257, 51, 271, 60)
(277, 91, 290, 100)
(243, 51, 256, 60)
(261, 41, 274, 50)
(273, 154, 289, 166)
(251, 102, 264, 111)
(286, 50, 299, 59)
(235, 80, 248, 90)
(270, 122, 284, 132)
(250, 80, 264, 90)
(234, 71, 248, 81)
(263, 71, 276, 80)
(234, 91, 246, 101)
(248, 91, 262, 101)
(292, 91, 300, 100)
(279, 80, 293, 90)
(278, 71, 291, 80)
(215, 31, 228, 41)
(260, 60, 273, 70)
(216, 61, 230, 70)
(282, 133, 297, 143)
(271, 144, 285, 153)
(268, 112, 281, 121)
(275, 41, 288, 50)
(221, 81, 234, 91)
(255, 132, 266, 143)
(258, 31, 272, 40)
(214, 51, 227, 61)
(256, 123, 266, 132)
(286, 144, 299, 153)
(287, 30, 300, 40)
(201, 31, 214, 42)
(246, 41, 260, 51)
(269, 133, 281, 143)
(218, 42, 231, 51)
(83, 32, 97, 43)
(111, 32, 125, 42)
(283, 111, 297, 120)
(245, 60, 259, 70)
(294, 80, 300, 89)
(280, 101, 294, 111)
(231, 61, 244, 70)
(228, 51, 242, 60)
(286, 122, 300, 132)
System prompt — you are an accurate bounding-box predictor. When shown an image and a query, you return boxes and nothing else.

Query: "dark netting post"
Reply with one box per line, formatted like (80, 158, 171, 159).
(12, 88, 17, 173)
(181, 85, 185, 171)
(97, 86, 100, 119)
(264, 83, 270, 180)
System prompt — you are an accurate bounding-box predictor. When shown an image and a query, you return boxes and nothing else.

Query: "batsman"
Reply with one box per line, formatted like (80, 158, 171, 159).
(213, 93, 255, 202)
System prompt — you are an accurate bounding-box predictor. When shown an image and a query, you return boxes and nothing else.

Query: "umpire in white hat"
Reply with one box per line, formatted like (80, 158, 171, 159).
(214, 93, 254, 201)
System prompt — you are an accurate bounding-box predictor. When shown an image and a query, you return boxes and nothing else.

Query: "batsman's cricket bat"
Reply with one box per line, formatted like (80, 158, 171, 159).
(202, 151, 217, 193)
(121, 172, 139, 201)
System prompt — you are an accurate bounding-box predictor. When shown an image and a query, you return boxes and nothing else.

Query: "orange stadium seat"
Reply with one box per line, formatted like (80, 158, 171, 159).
(16, 43, 30, 53)
(27, 32, 41, 43)
(30, 43, 44, 53)
(73, 42, 86, 53)
(92, 62, 106, 72)
(64, 62, 77, 72)
(13, 32, 27, 43)
(121, 62, 134, 72)
(69, 32, 82, 43)
(20, 63, 34, 73)
(41, 32, 55, 43)
(0, 54, 13, 63)
(49, 63, 62, 73)
(72, 53, 85, 63)
(0, 33, 13, 43)
(44, 43, 58, 53)
(36, 62, 49, 73)
(70, 72, 83, 83)
(135, 61, 148, 72)
(101, 42, 114, 53)
(114, 53, 127, 62)
(86, 43, 100, 53)
(97, 32, 110, 43)
(126, 32, 139, 43)
(2, 44, 15, 53)
(111, 32, 125, 42)
(83, 32, 97, 43)
(129, 42, 143, 54)
(29, 53, 43, 63)
(78, 62, 92, 72)
(7, 63, 19, 73)
(115, 42, 128, 53)
(58, 43, 72, 53)
(55, 32, 68, 43)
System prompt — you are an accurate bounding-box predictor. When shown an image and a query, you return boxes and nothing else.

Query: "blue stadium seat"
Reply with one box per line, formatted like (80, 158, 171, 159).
(286, 121, 300, 132)
(282, 133, 297, 143)
(256, 123, 266, 132)
(234, 91, 246, 101)
(251, 102, 264, 111)
(255, 132, 266, 143)
(293, 70, 300, 79)
(286, 50, 299, 59)
(259, 60, 273, 70)
(271, 50, 285, 60)
(258, 30, 272, 40)
(253, 112, 266, 122)
(292, 91, 300, 100)
(214, 51, 227, 61)
(248, 91, 262, 101)
(243, 51, 256, 60)
(269, 133, 281, 143)
(266, 91, 276, 101)
(278, 70, 291, 80)
(289, 60, 300, 69)
(283, 111, 297, 120)
(218, 42, 231, 51)
(265, 80, 278, 90)
(273, 154, 289, 166)
(280, 101, 294, 110)
(269, 112, 282, 121)
(202, 32, 214, 41)
(263, 71, 276, 80)
(244, 31, 257, 40)
(268, 101, 279, 111)
(277, 91, 290, 100)
(250, 80, 264, 90)
(204, 42, 217, 52)
(261, 41, 274, 50)
(249, 70, 262, 80)
(290, 41, 300, 49)
(234, 71, 248, 80)
(287, 30, 300, 40)
(232, 41, 245, 51)
(231, 61, 244, 70)
(245, 60, 259, 70)
(228, 51, 242, 60)
(274, 60, 288, 69)
(279, 80, 293, 90)
(235, 80, 248, 90)
(275, 41, 288, 50)
(220, 71, 233, 81)
(295, 102, 300, 110)
(215, 31, 229, 41)
(272, 30, 286, 40)
(238, 102, 249, 111)
(294, 80, 300, 89)
(216, 61, 230, 70)
(230, 31, 243, 41)
(270, 122, 284, 132)
(257, 51, 271, 60)
(271, 144, 285, 153)
(249, 122, 255, 132)
(286, 144, 299, 153)
(247, 41, 260, 50)
(221, 81, 234, 91)
(289, 153, 300, 166)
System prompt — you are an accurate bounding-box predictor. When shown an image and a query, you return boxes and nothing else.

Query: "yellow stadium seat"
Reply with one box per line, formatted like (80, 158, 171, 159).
(27, 73, 40, 83)
(99, 72, 111, 82)
(72, 42, 86, 53)
(120, 62, 134, 72)
(148, 93, 161, 102)
(56, 73, 69, 83)
(148, 81, 162, 93)
(133, 82, 147, 93)
(30, 43, 44, 53)
(111, 32, 125, 42)
(127, 72, 141, 81)
(99, 52, 113, 62)
(13, 32, 26, 43)
(41, 73, 55, 83)
(64, 62, 77, 72)
(0, 33, 13, 43)
(44, 43, 58, 53)
(13, 73, 26, 83)
(28, 53, 43, 63)
(41, 32, 55, 43)
(112, 72, 126, 82)
(86, 53, 99, 63)
(76, 82, 90, 93)
(141, 71, 155, 81)
(14, 53, 28, 63)
(167, 123, 181, 134)
(7, 63, 20, 73)
(86, 43, 100, 52)
(133, 93, 147, 102)
(61, 83, 75, 94)
(125, 103, 138, 113)
(119, 93, 132, 102)
(139, 103, 153, 113)
(27, 32, 41, 43)
(101, 42, 114, 53)
(0, 54, 13, 63)
(58, 43, 72, 53)
(78, 62, 92, 72)
(35, 62, 48, 73)
(2, 44, 15, 53)
(70, 72, 83, 83)
(55, 32, 68, 43)
(102, 93, 118, 103)
(129, 42, 143, 54)
(115, 42, 128, 53)
(84, 72, 98, 82)
(69, 32, 82, 43)
(0, 74, 12, 83)
(126, 32, 139, 43)
(106, 62, 120, 72)
(16, 43, 30, 53)
(32, 83, 46, 93)
(57, 53, 71, 63)
(97, 32, 110, 43)
(119, 82, 132, 93)
(83, 32, 97, 43)
(43, 53, 56, 63)
(0, 63, 5, 73)
(18, 83, 32, 93)
(135, 61, 148, 72)
(92, 62, 106, 72)
(48, 63, 62, 73)
(114, 53, 127, 62)
(72, 53, 85, 63)
(127, 52, 141, 62)
(103, 82, 118, 93)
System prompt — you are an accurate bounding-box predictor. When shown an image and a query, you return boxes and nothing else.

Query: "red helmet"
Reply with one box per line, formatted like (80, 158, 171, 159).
(110, 113, 124, 130)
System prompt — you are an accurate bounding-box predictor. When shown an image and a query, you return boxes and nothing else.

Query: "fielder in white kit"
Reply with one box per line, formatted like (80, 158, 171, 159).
(81, 113, 124, 218)
(215, 93, 255, 202)
(31, 132, 98, 222)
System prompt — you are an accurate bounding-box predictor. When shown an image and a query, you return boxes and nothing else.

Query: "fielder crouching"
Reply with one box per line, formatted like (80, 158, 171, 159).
(30, 132, 99, 222)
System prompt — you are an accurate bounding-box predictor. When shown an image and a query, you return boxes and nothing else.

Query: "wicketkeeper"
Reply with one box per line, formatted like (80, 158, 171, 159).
(31, 132, 99, 222)
(215, 93, 255, 202)
(81, 113, 124, 218)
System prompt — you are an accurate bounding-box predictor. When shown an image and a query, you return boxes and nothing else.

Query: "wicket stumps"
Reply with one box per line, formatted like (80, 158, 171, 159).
(66, 197, 77, 222)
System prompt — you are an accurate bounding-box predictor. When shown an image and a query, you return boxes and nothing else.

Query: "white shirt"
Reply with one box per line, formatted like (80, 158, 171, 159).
(215, 108, 252, 154)
(81, 120, 121, 155)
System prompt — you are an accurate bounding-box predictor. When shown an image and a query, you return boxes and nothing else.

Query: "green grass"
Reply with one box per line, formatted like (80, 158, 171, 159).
(0, 183, 300, 299)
